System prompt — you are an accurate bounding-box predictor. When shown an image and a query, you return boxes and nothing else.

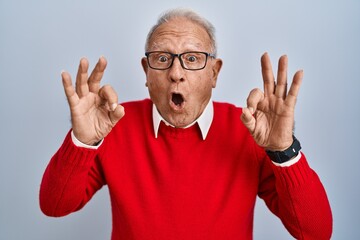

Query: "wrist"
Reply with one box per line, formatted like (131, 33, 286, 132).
(265, 136, 301, 163)
(71, 131, 103, 149)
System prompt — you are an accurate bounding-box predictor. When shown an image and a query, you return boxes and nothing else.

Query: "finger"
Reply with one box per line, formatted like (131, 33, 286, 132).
(88, 56, 107, 93)
(75, 58, 90, 98)
(285, 70, 303, 107)
(61, 71, 79, 107)
(261, 52, 275, 97)
(240, 107, 256, 133)
(275, 55, 288, 99)
(98, 84, 118, 111)
(109, 104, 125, 125)
(246, 88, 265, 111)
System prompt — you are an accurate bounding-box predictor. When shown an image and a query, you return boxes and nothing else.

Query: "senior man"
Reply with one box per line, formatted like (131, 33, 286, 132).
(40, 8, 332, 240)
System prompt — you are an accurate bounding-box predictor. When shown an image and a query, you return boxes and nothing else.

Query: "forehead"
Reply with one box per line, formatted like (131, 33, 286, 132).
(148, 18, 212, 51)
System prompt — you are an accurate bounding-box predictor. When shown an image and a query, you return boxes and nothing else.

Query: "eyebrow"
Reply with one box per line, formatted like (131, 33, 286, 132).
(148, 42, 207, 52)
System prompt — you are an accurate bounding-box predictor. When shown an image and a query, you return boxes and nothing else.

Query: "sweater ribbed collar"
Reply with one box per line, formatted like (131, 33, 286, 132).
(152, 100, 213, 140)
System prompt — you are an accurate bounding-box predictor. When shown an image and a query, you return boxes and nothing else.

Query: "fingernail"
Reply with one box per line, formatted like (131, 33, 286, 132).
(249, 107, 254, 114)
(111, 103, 118, 111)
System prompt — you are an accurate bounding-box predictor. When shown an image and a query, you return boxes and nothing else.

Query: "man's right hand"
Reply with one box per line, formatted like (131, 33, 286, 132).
(61, 56, 125, 146)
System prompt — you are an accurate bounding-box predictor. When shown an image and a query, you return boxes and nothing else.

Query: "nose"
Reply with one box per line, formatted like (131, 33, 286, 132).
(168, 56, 185, 83)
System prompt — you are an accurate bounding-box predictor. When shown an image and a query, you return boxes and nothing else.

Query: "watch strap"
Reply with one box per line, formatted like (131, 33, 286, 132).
(266, 136, 302, 163)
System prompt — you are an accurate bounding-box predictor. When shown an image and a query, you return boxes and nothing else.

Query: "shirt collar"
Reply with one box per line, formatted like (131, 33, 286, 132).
(152, 100, 214, 140)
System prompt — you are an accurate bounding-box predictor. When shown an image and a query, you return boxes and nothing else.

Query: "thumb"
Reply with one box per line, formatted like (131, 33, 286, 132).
(109, 104, 125, 125)
(240, 107, 255, 133)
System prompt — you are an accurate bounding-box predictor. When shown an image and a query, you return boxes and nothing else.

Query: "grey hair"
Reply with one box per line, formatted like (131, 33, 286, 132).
(145, 8, 218, 57)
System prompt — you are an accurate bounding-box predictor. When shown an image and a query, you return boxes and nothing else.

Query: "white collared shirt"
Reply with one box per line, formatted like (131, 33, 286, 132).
(152, 99, 213, 140)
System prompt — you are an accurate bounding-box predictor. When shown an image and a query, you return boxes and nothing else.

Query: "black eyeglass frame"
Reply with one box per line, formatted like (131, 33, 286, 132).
(145, 51, 216, 71)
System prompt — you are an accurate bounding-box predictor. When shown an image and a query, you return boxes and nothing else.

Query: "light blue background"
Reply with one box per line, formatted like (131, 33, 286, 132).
(1, 0, 359, 239)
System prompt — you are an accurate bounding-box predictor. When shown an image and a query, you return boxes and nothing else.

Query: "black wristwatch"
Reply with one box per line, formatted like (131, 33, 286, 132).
(265, 136, 302, 163)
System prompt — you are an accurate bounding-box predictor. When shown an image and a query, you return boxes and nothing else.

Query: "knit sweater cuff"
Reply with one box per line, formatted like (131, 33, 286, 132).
(58, 130, 100, 168)
(271, 153, 314, 189)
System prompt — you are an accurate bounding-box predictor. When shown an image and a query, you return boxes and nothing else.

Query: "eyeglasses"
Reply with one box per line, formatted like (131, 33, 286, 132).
(145, 51, 215, 71)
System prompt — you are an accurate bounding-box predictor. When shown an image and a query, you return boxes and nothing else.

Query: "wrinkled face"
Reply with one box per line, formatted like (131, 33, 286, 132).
(142, 18, 222, 127)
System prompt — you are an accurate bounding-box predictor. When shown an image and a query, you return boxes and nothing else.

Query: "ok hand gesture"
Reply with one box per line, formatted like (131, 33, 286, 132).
(61, 57, 125, 145)
(241, 53, 303, 151)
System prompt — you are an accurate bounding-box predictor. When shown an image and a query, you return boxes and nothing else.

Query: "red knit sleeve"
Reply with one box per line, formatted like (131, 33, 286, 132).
(39, 131, 106, 217)
(258, 152, 333, 240)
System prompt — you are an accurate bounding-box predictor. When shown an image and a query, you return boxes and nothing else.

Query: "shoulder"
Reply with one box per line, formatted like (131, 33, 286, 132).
(211, 101, 266, 162)
(114, 98, 153, 126)
(211, 101, 250, 138)
(107, 98, 153, 139)
(120, 98, 152, 117)
(121, 98, 152, 109)
(213, 101, 243, 117)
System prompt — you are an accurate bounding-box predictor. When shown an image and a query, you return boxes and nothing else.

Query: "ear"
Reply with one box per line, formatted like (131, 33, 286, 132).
(141, 57, 148, 74)
(141, 57, 149, 87)
(211, 58, 223, 88)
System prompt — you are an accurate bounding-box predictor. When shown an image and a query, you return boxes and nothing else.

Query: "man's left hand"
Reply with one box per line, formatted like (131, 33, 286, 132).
(241, 52, 303, 151)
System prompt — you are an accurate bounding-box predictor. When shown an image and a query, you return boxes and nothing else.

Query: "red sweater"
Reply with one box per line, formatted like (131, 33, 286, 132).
(40, 99, 332, 239)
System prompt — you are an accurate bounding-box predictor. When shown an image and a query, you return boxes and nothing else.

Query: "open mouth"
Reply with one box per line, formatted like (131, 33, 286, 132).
(171, 93, 184, 107)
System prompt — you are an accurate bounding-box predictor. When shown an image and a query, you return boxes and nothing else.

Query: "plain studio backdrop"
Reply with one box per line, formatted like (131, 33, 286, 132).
(0, 0, 359, 239)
